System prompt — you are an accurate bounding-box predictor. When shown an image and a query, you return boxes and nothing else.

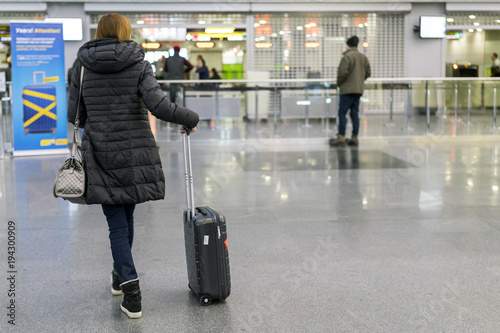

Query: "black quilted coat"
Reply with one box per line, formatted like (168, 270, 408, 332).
(67, 39, 199, 205)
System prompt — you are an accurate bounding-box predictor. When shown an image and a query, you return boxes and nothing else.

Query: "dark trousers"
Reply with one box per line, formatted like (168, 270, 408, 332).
(102, 204, 137, 283)
(338, 94, 362, 136)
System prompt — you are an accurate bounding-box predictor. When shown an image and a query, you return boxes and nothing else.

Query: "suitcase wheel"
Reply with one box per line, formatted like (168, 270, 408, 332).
(200, 295, 212, 306)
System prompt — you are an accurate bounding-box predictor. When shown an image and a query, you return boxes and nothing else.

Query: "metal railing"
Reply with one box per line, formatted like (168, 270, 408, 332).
(1, 77, 500, 158)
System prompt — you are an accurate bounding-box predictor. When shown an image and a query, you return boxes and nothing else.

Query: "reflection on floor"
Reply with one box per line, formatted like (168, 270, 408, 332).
(2, 125, 500, 332)
(235, 149, 412, 171)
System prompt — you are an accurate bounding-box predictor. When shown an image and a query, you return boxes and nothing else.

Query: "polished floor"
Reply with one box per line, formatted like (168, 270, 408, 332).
(2, 117, 500, 332)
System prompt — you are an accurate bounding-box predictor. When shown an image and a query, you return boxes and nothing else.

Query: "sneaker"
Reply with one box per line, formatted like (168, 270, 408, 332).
(329, 135, 346, 147)
(120, 279, 142, 319)
(347, 136, 359, 147)
(111, 269, 123, 296)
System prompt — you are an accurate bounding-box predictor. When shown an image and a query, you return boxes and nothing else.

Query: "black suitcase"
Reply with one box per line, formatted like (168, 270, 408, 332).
(182, 133, 231, 305)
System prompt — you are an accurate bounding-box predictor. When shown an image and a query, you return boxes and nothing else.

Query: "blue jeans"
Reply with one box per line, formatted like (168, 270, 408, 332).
(338, 94, 361, 136)
(102, 204, 137, 283)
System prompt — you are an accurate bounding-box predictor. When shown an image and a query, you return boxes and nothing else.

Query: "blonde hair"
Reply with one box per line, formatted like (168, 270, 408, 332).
(95, 13, 131, 43)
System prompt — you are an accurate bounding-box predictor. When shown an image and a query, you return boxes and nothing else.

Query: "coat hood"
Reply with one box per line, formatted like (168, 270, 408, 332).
(78, 39, 144, 74)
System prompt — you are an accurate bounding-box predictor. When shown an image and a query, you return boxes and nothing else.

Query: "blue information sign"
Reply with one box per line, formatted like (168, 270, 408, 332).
(10, 22, 68, 155)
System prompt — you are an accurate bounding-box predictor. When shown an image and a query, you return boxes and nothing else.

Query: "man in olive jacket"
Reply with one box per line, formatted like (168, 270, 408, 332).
(330, 36, 371, 147)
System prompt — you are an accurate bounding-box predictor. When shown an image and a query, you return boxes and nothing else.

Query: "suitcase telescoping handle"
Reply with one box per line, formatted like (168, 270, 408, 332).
(33, 71, 45, 85)
(182, 131, 196, 219)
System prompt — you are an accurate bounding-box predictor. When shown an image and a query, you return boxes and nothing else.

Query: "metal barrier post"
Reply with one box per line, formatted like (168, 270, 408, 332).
(273, 86, 278, 136)
(390, 83, 394, 123)
(406, 83, 413, 132)
(425, 80, 430, 133)
(494, 83, 497, 130)
(386, 82, 395, 127)
(215, 86, 220, 130)
(482, 82, 485, 113)
(453, 82, 459, 123)
(467, 82, 471, 125)
(324, 84, 331, 133)
(0, 92, 4, 160)
(304, 87, 310, 128)
(254, 85, 258, 129)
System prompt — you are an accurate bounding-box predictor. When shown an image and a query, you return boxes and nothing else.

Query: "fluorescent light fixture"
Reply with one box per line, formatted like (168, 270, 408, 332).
(227, 35, 244, 41)
(205, 27, 235, 34)
(196, 42, 215, 49)
(305, 42, 320, 48)
(255, 42, 272, 48)
(141, 42, 160, 49)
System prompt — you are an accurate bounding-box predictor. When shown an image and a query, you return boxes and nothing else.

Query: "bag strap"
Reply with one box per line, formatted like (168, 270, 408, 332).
(71, 66, 84, 158)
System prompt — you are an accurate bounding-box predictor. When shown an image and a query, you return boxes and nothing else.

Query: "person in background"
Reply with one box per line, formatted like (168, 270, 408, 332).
(210, 68, 221, 80)
(195, 56, 209, 80)
(4, 46, 11, 81)
(330, 36, 371, 147)
(67, 58, 80, 85)
(153, 55, 168, 80)
(67, 13, 199, 319)
(164, 45, 193, 103)
(490, 53, 500, 77)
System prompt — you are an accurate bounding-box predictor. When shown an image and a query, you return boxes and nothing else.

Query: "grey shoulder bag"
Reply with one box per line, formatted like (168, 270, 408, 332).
(53, 66, 87, 204)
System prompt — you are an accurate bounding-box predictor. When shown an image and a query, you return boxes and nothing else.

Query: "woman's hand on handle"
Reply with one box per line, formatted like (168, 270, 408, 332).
(180, 126, 197, 135)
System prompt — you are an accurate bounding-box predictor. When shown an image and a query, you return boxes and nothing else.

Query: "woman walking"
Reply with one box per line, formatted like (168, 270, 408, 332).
(67, 13, 199, 319)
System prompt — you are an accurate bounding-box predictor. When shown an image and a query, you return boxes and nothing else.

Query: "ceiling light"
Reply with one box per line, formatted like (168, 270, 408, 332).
(141, 42, 160, 49)
(196, 42, 215, 49)
(255, 42, 272, 49)
(305, 42, 320, 48)
(205, 27, 235, 34)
